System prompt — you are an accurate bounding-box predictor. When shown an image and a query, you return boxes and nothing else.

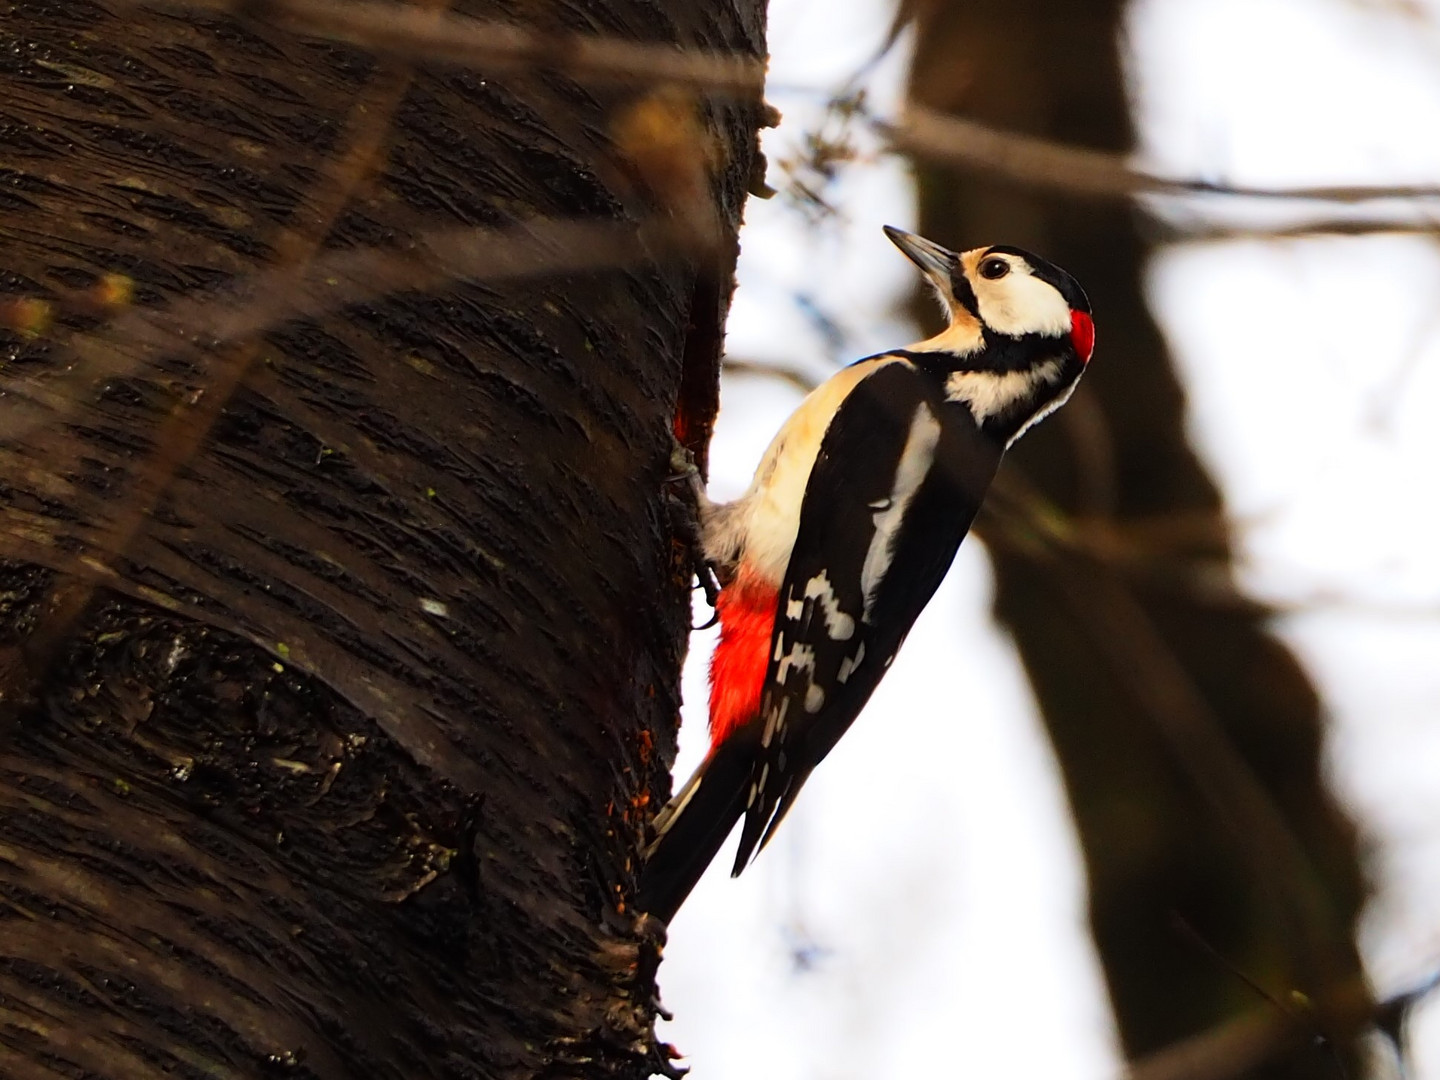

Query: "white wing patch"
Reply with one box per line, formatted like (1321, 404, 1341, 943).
(860, 402, 942, 623)
(945, 358, 1062, 427)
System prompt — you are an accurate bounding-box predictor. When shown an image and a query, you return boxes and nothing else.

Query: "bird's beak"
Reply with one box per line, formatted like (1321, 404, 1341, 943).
(883, 226, 957, 283)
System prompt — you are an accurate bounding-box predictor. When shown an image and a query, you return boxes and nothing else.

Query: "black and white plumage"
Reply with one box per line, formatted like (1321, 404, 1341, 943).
(637, 227, 1094, 924)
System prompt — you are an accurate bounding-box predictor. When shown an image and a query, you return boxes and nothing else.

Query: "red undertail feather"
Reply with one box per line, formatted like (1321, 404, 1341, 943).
(708, 567, 778, 747)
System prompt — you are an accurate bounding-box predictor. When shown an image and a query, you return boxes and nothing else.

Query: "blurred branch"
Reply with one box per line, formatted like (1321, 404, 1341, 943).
(119, 0, 766, 98)
(110, 1, 1440, 220)
(2, 213, 716, 437)
(891, 105, 1440, 205)
(721, 357, 825, 394)
(107, 213, 701, 355)
(1156, 219, 1440, 244)
(1125, 973, 1440, 1080)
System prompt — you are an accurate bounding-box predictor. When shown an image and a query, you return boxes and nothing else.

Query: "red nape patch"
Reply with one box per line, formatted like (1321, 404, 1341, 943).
(708, 568, 779, 747)
(1070, 310, 1095, 364)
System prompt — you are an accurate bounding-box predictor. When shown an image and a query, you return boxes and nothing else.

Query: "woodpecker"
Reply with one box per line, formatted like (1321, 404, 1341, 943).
(638, 226, 1094, 923)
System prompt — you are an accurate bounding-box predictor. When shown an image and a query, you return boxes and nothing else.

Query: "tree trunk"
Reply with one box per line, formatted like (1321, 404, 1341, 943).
(910, 3, 1369, 1074)
(0, 2, 763, 1077)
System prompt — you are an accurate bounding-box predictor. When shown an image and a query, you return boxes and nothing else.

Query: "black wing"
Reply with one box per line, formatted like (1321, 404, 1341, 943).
(731, 359, 1003, 873)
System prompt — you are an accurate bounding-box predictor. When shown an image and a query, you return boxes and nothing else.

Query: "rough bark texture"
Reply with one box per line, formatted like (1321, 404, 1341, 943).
(0, 1, 763, 1077)
(910, 3, 1370, 1074)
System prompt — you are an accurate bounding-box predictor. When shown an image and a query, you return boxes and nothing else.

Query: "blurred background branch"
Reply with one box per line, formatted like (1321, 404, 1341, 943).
(120, 0, 768, 96)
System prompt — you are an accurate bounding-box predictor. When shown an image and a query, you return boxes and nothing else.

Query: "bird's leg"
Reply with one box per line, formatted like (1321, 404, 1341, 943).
(666, 440, 722, 622)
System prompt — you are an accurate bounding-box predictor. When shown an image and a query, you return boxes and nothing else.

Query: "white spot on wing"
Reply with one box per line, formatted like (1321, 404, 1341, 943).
(775, 641, 815, 685)
(804, 684, 825, 713)
(801, 572, 855, 641)
(860, 403, 942, 622)
(837, 642, 866, 684)
(760, 698, 790, 748)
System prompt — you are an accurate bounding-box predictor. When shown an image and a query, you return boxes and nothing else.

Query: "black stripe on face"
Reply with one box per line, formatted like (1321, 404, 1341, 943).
(985, 245, 1091, 314)
(948, 265, 979, 317)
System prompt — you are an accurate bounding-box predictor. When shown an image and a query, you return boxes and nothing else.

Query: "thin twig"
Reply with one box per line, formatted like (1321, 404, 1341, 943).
(721, 357, 824, 395)
(891, 105, 1440, 205)
(0, 214, 715, 442)
(112, 0, 1440, 215)
(1156, 218, 1440, 244)
(112, 0, 1440, 211)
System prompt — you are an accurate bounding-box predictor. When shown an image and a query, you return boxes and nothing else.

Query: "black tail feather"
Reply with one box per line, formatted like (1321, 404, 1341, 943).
(732, 767, 812, 876)
(636, 731, 759, 924)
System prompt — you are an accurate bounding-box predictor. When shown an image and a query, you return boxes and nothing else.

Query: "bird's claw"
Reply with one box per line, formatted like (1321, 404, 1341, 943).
(666, 438, 722, 626)
(667, 442, 701, 485)
(693, 560, 721, 613)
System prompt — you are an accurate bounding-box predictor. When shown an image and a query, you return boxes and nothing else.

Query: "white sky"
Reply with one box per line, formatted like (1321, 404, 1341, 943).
(655, 0, 1440, 1076)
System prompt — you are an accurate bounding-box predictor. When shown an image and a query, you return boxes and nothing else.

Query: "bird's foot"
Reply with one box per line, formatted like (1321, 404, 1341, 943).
(665, 440, 722, 621)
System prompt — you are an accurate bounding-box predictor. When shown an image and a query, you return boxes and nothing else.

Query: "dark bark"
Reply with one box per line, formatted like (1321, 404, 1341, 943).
(909, 3, 1369, 1074)
(0, 2, 763, 1077)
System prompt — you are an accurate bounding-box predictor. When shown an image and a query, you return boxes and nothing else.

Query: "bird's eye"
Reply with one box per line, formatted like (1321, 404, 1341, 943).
(979, 257, 1009, 280)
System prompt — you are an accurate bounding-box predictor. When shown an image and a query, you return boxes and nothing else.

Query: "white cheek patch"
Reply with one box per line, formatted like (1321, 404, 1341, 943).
(945, 359, 1063, 422)
(974, 269, 1071, 339)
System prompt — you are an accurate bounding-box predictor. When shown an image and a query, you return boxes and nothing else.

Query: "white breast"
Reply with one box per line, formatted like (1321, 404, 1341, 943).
(708, 357, 908, 587)
(945, 358, 1062, 432)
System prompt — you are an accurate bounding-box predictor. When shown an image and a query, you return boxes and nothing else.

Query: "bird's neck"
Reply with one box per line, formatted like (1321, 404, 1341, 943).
(896, 334, 1080, 447)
